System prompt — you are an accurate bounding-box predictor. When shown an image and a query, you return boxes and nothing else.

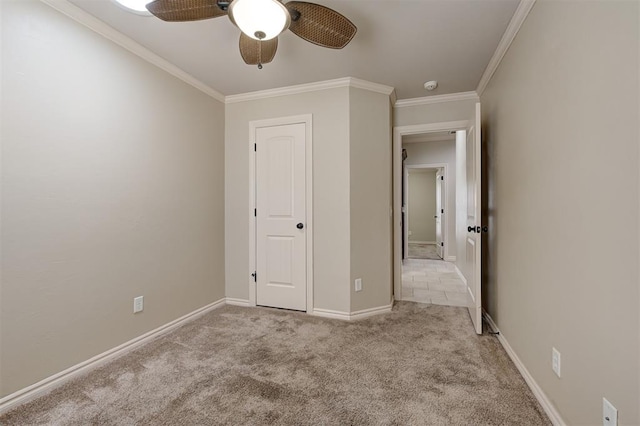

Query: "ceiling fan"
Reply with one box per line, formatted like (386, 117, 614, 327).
(145, 0, 357, 68)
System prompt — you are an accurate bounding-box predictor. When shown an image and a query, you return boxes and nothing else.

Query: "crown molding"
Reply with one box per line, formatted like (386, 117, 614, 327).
(348, 77, 396, 97)
(39, 0, 226, 103)
(476, 0, 536, 96)
(225, 77, 395, 104)
(389, 90, 398, 106)
(394, 91, 479, 108)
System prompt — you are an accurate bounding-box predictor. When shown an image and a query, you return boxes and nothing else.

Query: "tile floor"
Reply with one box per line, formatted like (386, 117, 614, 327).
(407, 242, 441, 260)
(401, 258, 468, 307)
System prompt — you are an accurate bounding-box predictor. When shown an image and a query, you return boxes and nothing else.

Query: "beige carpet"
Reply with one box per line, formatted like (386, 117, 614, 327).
(408, 243, 441, 260)
(1, 303, 550, 425)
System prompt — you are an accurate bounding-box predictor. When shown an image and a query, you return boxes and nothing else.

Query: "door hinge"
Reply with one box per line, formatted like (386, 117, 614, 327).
(254, 143, 257, 152)
(441, 209, 444, 214)
(440, 242, 444, 247)
(440, 176, 444, 181)
(251, 271, 256, 282)
(254, 208, 257, 217)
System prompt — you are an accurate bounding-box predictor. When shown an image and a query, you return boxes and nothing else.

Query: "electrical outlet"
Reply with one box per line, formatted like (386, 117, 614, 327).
(552, 347, 561, 378)
(133, 296, 144, 313)
(355, 278, 362, 292)
(603, 398, 617, 426)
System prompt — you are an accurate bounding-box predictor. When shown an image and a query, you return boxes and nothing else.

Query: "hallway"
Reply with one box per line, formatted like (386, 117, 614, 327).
(407, 242, 441, 260)
(401, 259, 467, 307)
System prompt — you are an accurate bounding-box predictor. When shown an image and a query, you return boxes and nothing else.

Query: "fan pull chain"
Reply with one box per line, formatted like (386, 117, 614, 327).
(254, 31, 266, 70)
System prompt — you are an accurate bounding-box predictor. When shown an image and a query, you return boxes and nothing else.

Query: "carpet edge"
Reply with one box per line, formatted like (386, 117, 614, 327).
(483, 309, 566, 426)
(0, 297, 227, 415)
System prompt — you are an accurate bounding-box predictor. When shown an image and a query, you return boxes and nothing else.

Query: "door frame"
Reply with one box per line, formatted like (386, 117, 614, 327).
(249, 114, 314, 312)
(435, 168, 445, 259)
(403, 163, 448, 259)
(393, 121, 468, 301)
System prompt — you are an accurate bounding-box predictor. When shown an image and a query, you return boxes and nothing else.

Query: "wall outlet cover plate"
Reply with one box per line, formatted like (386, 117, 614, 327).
(551, 347, 561, 378)
(134, 296, 144, 313)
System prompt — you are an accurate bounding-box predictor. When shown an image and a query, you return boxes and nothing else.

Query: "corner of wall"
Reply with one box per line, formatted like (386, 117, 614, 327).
(348, 87, 393, 313)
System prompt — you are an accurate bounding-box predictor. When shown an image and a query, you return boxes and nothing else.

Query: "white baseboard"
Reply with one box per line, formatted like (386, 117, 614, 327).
(408, 240, 436, 245)
(350, 303, 394, 320)
(226, 299, 392, 319)
(0, 298, 226, 415)
(225, 297, 250, 307)
(1, 297, 394, 415)
(445, 256, 457, 262)
(311, 308, 351, 320)
(482, 310, 566, 426)
(312, 303, 393, 321)
(454, 264, 467, 285)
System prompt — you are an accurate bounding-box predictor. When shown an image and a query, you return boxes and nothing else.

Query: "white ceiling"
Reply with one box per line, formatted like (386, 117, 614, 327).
(68, 0, 520, 100)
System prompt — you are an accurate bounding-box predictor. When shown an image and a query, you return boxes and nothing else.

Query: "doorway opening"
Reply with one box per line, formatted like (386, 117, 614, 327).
(392, 103, 483, 334)
(404, 165, 446, 260)
(400, 131, 463, 305)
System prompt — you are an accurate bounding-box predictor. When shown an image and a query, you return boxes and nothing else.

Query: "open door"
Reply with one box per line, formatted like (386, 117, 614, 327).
(435, 169, 444, 259)
(465, 103, 482, 334)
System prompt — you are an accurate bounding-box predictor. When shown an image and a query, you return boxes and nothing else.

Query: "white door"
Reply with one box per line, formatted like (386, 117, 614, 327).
(256, 123, 307, 311)
(465, 103, 482, 334)
(435, 169, 444, 259)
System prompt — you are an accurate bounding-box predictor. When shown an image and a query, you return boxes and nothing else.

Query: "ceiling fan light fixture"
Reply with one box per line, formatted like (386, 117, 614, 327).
(111, 0, 153, 15)
(229, 0, 291, 41)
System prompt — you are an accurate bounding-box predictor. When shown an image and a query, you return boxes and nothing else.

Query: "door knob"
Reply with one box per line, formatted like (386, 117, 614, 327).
(482, 226, 488, 233)
(467, 226, 473, 232)
(296, 223, 304, 229)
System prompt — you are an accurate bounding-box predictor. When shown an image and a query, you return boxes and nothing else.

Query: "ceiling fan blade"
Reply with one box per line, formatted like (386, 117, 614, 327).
(285, 1, 356, 49)
(239, 33, 278, 66)
(146, 0, 227, 22)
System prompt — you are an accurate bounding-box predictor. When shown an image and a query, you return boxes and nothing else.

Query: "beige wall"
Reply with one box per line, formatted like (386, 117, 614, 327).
(0, 1, 225, 397)
(225, 88, 352, 313)
(404, 139, 456, 257)
(349, 88, 392, 312)
(407, 170, 437, 242)
(394, 99, 476, 127)
(481, 1, 639, 424)
(226, 86, 392, 314)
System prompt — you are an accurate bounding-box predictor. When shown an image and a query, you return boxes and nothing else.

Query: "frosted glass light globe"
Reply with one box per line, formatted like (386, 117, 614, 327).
(229, 0, 291, 41)
(112, 0, 153, 15)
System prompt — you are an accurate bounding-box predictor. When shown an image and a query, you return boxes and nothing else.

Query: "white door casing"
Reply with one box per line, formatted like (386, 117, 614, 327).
(405, 164, 447, 256)
(392, 122, 468, 301)
(249, 115, 313, 312)
(465, 103, 482, 334)
(435, 169, 444, 259)
(403, 167, 409, 259)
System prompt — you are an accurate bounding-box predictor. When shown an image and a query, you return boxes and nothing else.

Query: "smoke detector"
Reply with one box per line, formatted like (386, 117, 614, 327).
(424, 80, 438, 91)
